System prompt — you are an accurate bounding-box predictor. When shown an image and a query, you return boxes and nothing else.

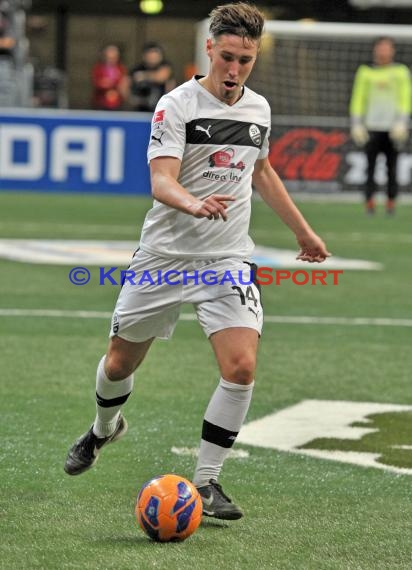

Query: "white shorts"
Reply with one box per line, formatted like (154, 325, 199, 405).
(109, 249, 263, 342)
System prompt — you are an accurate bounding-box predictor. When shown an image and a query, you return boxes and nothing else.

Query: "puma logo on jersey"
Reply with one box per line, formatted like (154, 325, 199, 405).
(151, 130, 165, 145)
(195, 124, 212, 138)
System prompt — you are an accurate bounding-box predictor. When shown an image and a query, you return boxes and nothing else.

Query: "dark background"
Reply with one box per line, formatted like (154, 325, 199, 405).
(29, 0, 412, 23)
(25, 0, 412, 109)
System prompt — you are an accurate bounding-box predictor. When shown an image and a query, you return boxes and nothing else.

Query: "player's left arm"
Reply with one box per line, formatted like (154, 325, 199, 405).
(397, 65, 412, 117)
(252, 157, 331, 262)
(389, 65, 412, 145)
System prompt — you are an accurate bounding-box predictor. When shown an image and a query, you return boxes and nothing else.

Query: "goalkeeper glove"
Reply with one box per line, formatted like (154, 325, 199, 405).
(389, 121, 409, 147)
(351, 124, 369, 147)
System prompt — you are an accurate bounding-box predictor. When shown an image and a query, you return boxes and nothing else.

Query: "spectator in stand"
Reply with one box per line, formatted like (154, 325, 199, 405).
(128, 42, 175, 112)
(91, 44, 128, 111)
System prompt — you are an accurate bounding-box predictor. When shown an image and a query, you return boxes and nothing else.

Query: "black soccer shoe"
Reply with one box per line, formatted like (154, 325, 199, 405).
(64, 414, 128, 476)
(197, 479, 244, 520)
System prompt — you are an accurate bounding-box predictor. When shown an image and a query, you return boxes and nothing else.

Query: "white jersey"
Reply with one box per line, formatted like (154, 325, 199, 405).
(140, 76, 271, 259)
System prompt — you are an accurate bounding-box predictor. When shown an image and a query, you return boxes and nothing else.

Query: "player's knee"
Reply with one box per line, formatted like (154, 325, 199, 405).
(224, 354, 256, 384)
(105, 356, 135, 381)
(105, 337, 152, 380)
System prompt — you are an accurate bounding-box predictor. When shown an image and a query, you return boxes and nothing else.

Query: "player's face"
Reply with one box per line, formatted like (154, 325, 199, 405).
(205, 34, 259, 105)
(373, 39, 395, 65)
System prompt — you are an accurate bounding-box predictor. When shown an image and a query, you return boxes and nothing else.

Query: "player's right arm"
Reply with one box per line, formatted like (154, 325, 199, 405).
(148, 90, 234, 221)
(350, 65, 370, 146)
(150, 156, 234, 221)
(350, 65, 368, 119)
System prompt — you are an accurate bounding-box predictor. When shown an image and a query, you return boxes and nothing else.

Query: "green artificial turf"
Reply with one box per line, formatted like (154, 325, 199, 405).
(1, 191, 412, 569)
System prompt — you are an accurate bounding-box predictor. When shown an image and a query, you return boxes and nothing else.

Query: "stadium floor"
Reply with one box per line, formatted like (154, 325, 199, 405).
(1, 191, 412, 569)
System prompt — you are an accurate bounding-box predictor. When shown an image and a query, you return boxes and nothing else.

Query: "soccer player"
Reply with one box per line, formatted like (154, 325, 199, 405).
(350, 37, 411, 215)
(64, 2, 330, 520)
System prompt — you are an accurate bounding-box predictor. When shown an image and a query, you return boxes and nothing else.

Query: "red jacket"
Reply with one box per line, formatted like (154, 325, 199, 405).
(91, 62, 127, 110)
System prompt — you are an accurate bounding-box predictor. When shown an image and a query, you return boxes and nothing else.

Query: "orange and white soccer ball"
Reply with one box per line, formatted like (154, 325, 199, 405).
(136, 474, 202, 542)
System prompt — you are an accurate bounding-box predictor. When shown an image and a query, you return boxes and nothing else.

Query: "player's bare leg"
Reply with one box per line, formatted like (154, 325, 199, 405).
(64, 336, 154, 475)
(194, 328, 259, 519)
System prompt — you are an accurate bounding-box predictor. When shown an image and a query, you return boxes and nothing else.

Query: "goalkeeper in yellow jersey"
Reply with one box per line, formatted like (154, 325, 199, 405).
(350, 36, 411, 215)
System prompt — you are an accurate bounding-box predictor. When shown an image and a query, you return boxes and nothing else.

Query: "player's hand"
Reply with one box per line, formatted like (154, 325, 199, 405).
(351, 124, 369, 147)
(188, 194, 235, 222)
(389, 121, 409, 147)
(296, 232, 331, 263)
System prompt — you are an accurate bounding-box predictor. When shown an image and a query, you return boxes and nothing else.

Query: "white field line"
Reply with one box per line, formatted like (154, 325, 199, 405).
(0, 309, 113, 319)
(1, 308, 412, 327)
(0, 222, 139, 233)
(251, 230, 412, 245)
(260, 315, 412, 327)
(255, 191, 412, 205)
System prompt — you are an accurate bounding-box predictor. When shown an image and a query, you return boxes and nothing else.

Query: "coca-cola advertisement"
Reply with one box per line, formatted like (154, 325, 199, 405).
(269, 120, 412, 193)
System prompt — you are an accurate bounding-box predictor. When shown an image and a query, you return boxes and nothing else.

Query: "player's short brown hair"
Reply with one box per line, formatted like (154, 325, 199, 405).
(209, 2, 265, 42)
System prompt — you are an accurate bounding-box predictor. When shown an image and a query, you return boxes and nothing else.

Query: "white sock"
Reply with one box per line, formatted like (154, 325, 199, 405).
(193, 377, 254, 487)
(93, 355, 134, 437)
